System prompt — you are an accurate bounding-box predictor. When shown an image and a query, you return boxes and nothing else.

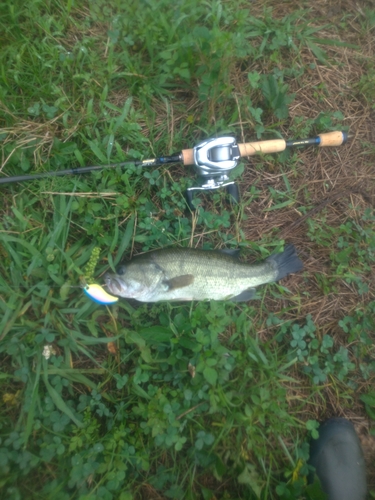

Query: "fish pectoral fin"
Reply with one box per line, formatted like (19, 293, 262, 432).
(229, 288, 257, 302)
(164, 274, 194, 291)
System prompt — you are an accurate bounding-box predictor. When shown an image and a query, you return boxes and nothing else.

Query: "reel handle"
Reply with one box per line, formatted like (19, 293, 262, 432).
(225, 183, 240, 204)
(185, 182, 240, 211)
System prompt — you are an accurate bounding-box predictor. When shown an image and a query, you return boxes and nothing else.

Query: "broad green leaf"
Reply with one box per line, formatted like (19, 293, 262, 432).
(24, 358, 41, 445)
(43, 360, 83, 428)
(264, 199, 294, 211)
(138, 326, 174, 344)
(203, 366, 218, 385)
(87, 140, 107, 163)
(113, 97, 133, 134)
(114, 215, 135, 266)
(238, 463, 263, 498)
(360, 392, 375, 406)
(124, 330, 146, 348)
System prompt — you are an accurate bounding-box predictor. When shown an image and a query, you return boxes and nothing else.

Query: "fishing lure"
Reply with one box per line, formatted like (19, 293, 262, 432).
(83, 283, 119, 305)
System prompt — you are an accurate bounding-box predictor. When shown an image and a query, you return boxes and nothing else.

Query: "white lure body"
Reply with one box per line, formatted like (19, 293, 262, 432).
(83, 284, 119, 305)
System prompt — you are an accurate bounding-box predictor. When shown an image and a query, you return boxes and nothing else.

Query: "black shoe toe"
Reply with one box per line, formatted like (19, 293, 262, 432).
(308, 418, 367, 500)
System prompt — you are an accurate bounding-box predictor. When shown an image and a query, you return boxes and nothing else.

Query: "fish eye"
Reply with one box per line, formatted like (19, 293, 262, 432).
(116, 265, 126, 274)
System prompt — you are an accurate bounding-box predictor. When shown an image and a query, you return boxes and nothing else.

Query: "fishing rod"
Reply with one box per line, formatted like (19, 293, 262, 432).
(0, 130, 347, 208)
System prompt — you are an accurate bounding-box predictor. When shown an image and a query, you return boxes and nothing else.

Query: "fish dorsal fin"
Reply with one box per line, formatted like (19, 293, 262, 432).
(165, 274, 194, 291)
(218, 248, 241, 258)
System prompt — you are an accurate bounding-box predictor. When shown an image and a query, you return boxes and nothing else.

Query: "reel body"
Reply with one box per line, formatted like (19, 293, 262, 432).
(185, 136, 241, 209)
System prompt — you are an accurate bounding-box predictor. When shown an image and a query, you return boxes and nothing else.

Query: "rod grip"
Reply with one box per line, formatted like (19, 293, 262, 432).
(238, 139, 286, 157)
(318, 131, 347, 147)
(181, 148, 195, 165)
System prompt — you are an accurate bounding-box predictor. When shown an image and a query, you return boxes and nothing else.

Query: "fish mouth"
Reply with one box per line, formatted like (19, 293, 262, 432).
(104, 273, 125, 296)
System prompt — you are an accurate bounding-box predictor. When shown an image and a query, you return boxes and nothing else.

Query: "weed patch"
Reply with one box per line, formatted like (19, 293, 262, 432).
(1, 0, 375, 498)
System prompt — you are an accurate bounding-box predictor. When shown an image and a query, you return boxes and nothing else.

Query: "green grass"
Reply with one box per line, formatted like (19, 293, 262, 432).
(1, 1, 375, 499)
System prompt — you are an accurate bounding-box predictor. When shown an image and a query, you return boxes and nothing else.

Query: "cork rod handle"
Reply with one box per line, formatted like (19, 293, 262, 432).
(238, 139, 286, 157)
(181, 148, 195, 165)
(318, 131, 347, 147)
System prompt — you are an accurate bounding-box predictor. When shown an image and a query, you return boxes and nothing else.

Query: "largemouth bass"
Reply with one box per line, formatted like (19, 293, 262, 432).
(104, 245, 303, 303)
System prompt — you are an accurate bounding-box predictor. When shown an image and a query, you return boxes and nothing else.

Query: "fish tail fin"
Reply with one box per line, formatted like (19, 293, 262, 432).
(267, 244, 303, 281)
